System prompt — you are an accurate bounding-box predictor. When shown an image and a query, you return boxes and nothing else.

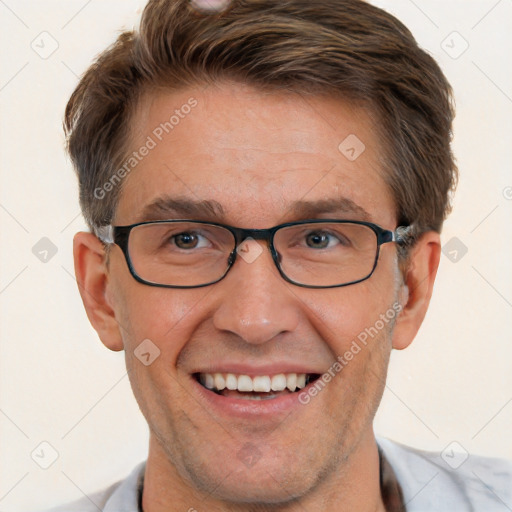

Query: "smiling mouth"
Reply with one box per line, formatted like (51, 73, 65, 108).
(194, 372, 321, 400)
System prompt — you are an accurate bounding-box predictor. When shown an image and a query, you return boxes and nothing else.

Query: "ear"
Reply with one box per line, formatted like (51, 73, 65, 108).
(73, 232, 124, 351)
(392, 231, 441, 350)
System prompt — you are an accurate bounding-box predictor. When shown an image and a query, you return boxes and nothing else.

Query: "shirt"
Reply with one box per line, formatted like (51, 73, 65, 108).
(45, 437, 512, 511)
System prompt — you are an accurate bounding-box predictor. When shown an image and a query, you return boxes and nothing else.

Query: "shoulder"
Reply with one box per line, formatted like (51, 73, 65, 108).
(377, 436, 512, 511)
(41, 483, 119, 512)
(42, 462, 146, 512)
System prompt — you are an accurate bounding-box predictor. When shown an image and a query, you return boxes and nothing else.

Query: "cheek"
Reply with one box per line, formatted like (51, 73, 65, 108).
(305, 280, 396, 357)
(311, 283, 392, 355)
(109, 251, 210, 359)
(123, 289, 208, 355)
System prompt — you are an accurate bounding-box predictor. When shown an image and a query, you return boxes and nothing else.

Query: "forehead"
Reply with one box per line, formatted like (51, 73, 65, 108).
(115, 82, 396, 228)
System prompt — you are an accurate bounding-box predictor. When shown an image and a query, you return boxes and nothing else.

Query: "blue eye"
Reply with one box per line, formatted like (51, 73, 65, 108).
(305, 230, 349, 249)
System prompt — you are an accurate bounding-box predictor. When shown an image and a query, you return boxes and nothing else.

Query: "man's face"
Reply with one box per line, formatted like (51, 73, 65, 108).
(108, 82, 402, 503)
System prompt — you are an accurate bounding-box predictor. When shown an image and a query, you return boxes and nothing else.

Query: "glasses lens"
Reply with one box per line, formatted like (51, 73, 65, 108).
(128, 222, 235, 287)
(274, 222, 378, 287)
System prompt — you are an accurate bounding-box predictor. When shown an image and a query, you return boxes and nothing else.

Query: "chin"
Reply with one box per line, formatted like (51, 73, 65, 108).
(196, 470, 308, 505)
(179, 447, 326, 505)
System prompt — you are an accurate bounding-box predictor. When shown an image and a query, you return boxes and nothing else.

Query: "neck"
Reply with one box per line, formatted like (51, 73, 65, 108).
(142, 429, 386, 512)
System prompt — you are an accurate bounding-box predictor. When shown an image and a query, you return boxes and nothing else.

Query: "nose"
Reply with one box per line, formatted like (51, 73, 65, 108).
(212, 238, 301, 345)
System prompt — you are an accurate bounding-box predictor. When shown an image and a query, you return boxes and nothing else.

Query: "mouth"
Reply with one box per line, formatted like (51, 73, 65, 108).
(194, 372, 321, 400)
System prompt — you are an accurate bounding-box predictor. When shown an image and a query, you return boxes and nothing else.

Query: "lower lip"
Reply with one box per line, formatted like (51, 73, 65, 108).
(191, 376, 315, 419)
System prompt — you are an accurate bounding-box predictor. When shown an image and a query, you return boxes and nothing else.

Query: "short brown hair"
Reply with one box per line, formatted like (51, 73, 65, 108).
(64, 0, 457, 241)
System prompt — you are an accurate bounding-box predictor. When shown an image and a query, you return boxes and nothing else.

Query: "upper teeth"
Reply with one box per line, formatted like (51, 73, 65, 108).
(199, 373, 308, 392)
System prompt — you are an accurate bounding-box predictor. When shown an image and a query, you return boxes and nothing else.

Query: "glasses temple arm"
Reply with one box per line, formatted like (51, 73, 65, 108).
(96, 225, 114, 244)
(392, 225, 415, 245)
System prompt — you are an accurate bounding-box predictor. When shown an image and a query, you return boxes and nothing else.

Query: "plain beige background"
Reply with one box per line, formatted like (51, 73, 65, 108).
(0, 0, 511, 510)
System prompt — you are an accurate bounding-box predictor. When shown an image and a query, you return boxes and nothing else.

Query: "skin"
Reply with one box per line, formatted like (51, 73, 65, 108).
(73, 82, 441, 512)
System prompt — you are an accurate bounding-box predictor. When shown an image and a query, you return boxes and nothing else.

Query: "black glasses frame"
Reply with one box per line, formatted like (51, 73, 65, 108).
(97, 219, 411, 289)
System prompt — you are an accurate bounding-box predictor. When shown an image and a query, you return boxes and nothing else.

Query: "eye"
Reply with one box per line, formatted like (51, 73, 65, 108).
(305, 230, 347, 249)
(171, 231, 211, 249)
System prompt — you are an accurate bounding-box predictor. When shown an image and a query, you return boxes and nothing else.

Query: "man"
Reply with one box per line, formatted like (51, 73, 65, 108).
(54, 0, 511, 510)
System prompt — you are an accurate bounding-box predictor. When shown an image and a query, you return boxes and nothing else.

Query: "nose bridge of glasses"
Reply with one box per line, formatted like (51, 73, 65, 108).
(231, 227, 280, 268)
(231, 227, 276, 250)
(233, 227, 272, 241)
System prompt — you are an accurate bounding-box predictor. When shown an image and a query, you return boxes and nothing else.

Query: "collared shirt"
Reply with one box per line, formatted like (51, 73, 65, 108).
(46, 437, 512, 511)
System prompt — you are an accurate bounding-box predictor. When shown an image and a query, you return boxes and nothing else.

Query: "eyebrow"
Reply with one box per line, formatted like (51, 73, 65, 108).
(137, 195, 371, 224)
(139, 196, 226, 222)
(287, 198, 371, 221)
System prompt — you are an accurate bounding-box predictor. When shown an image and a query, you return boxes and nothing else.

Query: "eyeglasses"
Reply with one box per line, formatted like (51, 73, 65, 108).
(97, 219, 412, 289)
